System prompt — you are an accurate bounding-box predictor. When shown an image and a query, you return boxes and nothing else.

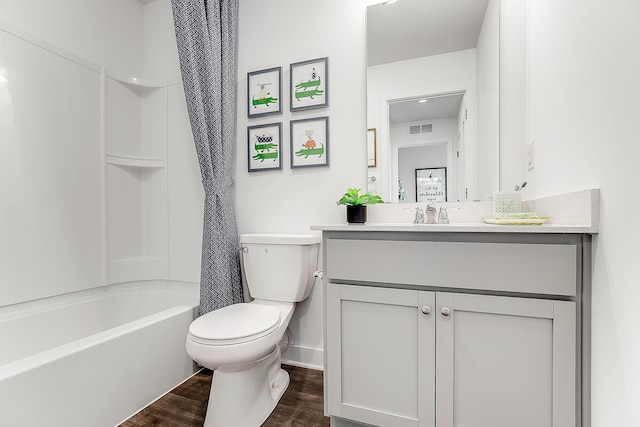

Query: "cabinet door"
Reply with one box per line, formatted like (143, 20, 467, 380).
(435, 293, 576, 427)
(326, 283, 435, 427)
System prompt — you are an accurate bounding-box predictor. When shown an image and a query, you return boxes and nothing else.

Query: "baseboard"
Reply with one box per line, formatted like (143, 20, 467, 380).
(281, 344, 323, 370)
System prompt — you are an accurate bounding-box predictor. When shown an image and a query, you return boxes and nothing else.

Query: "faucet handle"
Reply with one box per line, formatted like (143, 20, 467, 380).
(437, 206, 460, 224)
(404, 207, 425, 224)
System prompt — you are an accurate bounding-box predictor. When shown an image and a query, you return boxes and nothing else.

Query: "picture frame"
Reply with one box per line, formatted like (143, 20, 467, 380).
(290, 116, 329, 169)
(416, 167, 447, 202)
(247, 122, 282, 172)
(290, 57, 328, 112)
(247, 67, 282, 118)
(367, 128, 377, 167)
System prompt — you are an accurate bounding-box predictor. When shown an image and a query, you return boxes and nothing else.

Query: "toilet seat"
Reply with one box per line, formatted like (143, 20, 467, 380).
(188, 303, 281, 345)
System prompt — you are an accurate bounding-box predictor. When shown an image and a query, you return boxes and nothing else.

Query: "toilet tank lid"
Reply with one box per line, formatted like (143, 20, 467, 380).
(240, 233, 320, 245)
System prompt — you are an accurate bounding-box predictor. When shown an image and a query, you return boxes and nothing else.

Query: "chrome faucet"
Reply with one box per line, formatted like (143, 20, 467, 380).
(425, 204, 437, 224)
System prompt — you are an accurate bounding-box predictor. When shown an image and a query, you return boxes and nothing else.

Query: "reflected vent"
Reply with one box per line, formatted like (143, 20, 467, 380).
(409, 124, 433, 135)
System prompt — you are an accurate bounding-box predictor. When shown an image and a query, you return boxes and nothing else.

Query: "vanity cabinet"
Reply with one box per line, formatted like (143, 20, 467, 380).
(320, 231, 591, 427)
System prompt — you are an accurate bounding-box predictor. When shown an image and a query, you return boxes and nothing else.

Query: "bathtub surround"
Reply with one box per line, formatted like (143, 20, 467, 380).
(171, 0, 244, 313)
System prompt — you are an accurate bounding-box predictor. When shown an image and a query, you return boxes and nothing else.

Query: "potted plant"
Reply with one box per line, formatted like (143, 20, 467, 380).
(337, 188, 384, 223)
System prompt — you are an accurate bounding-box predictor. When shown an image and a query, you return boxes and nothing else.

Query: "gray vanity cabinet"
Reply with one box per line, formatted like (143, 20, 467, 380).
(326, 284, 436, 427)
(321, 231, 591, 427)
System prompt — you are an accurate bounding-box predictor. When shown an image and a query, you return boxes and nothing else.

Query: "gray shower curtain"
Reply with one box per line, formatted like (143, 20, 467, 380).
(171, 0, 243, 314)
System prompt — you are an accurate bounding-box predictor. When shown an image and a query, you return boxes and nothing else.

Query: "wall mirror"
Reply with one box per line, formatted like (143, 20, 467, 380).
(366, 0, 500, 203)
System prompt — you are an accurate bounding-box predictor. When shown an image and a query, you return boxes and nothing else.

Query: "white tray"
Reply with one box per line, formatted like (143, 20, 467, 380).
(483, 217, 548, 225)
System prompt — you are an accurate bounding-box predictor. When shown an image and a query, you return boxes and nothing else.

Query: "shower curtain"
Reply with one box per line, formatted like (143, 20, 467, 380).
(171, 0, 243, 314)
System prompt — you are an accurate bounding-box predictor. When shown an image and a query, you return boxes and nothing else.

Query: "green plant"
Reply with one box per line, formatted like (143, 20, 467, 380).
(337, 188, 384, 206)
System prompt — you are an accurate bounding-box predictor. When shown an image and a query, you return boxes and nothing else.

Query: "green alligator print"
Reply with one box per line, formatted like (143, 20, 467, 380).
(295, 89, 324, 100)
(294, 143, 324, 158)
(295, 76, 321, 90)
(294, 76, 323, 101)
(252, 96, 278, 108)
(255, 142, 278, 151)
(252, 151, 279, 162)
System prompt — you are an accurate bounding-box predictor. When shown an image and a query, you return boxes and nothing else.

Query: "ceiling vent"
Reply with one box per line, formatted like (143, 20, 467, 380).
(409, 123, 433, 135)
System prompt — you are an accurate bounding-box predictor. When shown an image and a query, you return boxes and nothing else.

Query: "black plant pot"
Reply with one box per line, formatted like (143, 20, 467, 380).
(346, 205, 367, 224)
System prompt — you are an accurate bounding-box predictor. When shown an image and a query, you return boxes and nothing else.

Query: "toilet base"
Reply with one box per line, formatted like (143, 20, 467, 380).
(203, 345, 290, 427)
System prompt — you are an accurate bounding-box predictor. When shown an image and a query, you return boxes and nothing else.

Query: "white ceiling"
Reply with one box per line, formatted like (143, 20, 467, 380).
(367, 0, 490, 67)
(389, 93, 463, 124)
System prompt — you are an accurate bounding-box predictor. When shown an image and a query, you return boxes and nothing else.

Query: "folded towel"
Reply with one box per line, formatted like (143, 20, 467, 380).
(492, 212, 539, 218)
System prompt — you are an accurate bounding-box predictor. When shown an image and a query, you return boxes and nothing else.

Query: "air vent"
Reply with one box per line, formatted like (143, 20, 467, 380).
(409, 123, 433, 135)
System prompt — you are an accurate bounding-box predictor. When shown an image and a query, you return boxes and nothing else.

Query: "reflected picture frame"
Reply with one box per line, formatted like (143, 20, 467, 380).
(416, 167, 447, 202)
(367, 128, 377, 167)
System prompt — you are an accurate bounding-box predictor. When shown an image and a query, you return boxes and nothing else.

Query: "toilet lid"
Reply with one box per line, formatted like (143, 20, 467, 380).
(188, 303, 281, 345)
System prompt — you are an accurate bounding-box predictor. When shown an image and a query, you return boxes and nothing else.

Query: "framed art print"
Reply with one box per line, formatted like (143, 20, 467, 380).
(290, 57, 328, 112)
(367, 128, 377, 167)
(416, 167, 447, 202)
(247, 122, 282, 172)
(290, 116, 329, 169)
(247, 67, 282, 118)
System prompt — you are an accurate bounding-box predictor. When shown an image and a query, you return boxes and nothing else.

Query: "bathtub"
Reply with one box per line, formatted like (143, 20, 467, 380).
(0, 280, 200, 427)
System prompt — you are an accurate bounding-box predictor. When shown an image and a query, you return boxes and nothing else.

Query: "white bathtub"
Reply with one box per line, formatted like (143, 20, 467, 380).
(0, 280, 200, 427)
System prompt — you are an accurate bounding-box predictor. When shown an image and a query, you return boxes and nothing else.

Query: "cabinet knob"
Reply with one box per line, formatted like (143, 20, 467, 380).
(441, 307, 452, 317)
(421, 305, 432, 315)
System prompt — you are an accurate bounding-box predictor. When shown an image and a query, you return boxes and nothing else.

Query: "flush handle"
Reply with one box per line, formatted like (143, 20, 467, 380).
(421, 305, 431, 315)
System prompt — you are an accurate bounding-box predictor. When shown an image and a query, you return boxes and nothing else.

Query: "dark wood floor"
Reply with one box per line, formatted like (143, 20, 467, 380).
(120, 365, 329, 427)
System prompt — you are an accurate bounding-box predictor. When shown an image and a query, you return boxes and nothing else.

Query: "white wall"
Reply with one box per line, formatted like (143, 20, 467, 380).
(236, 0, 367, 368)
(499, 0, 528, 190)
(499, 0, 640, 424)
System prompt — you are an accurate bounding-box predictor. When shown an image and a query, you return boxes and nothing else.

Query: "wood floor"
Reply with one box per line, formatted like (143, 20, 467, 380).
(120, 365, 330, 427)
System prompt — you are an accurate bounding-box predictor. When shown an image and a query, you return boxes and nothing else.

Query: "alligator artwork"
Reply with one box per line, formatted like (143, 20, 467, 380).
(252, 83, 278, 108)
(254, 134, 277, 151)
(252, 151, 279, 162)
(294, 142, 324, 158)
(294, 67, 323, 101)
(252, 94, 278, 108)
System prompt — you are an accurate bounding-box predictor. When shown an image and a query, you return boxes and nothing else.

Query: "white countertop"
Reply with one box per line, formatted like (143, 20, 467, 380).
(314, 189, 600, 235)
(311, 222, 597, 234)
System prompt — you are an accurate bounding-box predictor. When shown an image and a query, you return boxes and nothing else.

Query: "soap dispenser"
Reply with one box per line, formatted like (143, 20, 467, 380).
(425, 204, 437, 224)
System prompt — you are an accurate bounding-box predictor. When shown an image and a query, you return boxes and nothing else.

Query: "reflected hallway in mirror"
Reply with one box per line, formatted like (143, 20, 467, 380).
(390, 93, 465, 203)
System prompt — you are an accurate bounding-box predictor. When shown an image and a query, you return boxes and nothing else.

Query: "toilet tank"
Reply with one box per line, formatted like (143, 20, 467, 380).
(240, 234, 320, 302)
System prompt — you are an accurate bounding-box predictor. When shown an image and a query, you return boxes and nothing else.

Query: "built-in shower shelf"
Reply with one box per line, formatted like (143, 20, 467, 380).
(107, 154, 165, 168)
(107, 71, 164, 96)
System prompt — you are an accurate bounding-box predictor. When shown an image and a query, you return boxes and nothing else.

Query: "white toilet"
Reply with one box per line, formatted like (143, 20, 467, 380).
(185, 233, 321, 427)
